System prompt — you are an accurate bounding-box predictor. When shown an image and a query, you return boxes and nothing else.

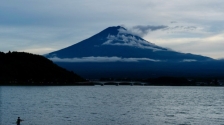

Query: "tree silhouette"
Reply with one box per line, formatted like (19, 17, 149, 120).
(0, 51, 86, 85)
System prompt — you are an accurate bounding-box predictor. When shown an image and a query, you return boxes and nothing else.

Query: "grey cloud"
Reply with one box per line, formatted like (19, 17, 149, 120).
(182, 59, 197, 62)
(184, 26, 197, 30)
(123, 24, 197, 37)
(170, 21, 178, 23)
(164, 26, 197, 31)
(133, 25, 168, 31)
(132, 25, 168, 36)
(49, 56, 161, 62)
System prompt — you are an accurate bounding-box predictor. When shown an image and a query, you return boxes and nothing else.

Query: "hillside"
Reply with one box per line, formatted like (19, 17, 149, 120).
(44, 26, 224, 79)
(46, 26, 212, 61)
(0, 51, 86, 85)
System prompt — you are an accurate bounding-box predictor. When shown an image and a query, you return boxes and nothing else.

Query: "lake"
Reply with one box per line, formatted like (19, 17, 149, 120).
(1, 86, 224, 125)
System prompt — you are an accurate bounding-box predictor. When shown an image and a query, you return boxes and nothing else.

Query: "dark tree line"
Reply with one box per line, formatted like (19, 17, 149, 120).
(0, 51, 86, 85)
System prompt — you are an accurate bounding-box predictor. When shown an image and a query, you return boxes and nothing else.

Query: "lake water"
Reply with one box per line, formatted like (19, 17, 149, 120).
(1, 86, 224, 125)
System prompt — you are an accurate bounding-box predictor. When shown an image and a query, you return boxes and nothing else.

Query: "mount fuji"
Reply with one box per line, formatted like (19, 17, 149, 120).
(45, 26, 224, 79)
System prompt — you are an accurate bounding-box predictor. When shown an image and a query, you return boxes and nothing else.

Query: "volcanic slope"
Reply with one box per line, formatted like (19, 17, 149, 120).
(45, 26, 224, 79)
(46, 26, 212, 62)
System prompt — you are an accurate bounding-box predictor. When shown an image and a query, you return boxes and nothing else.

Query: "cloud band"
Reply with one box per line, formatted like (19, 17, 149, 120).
(49, 56, 161, 62)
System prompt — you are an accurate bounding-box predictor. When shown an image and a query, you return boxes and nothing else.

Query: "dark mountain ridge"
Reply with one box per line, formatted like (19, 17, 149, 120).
(0, 51, 86, 85)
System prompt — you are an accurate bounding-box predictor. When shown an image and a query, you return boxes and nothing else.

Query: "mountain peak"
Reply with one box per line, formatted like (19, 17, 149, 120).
(107, 26, 126, 30)
(102, 27, 167, 51)
(96, 26, 126, 37)
(46, 26, 212, 62)
(43, 26, 218, 79)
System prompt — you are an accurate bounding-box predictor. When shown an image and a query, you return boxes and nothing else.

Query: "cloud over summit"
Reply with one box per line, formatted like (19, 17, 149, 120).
(122, 25, 168, 37)
(133, 25, 168, 35)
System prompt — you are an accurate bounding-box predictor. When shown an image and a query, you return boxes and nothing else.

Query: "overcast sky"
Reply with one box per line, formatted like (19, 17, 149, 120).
(1, 0, 224, 59)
